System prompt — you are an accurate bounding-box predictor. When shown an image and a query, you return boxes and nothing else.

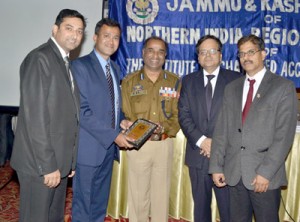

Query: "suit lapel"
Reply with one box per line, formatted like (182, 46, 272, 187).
(236, 76, 245, 126)
(242, 71, 273, 126)
(251, 71, 273, 107)
(110, 62, 121, 124)
(48, 39, 71, 87)
(211, 69, 226, 119)
(110, 62, 120, 95)
(89, 52, 121, 124)
(90, 52, 107, 84)
(49, 39, 80, 119)
(194, 71, 207, 117)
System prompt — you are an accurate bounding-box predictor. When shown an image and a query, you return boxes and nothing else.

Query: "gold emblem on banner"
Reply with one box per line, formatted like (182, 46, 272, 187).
(126, 0, 159, 25)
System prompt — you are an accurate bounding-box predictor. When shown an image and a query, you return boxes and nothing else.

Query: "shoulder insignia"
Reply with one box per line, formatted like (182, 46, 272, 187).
(122, 71, 140, 82)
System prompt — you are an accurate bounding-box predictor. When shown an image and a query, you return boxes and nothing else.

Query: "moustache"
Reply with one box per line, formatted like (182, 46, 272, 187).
(243, 60, 253, 64)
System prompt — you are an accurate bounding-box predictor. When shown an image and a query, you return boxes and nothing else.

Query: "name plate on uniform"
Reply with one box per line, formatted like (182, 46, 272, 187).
(125, 118, 157, 149)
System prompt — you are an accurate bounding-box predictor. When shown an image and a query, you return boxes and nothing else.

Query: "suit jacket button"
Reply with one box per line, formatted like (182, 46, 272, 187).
(238, 128, 242, 132)
(241, 146, 245, 150)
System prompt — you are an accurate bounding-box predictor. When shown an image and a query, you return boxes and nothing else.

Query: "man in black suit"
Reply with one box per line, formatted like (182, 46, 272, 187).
(178, 35, 241, 222)
(10, 9, 86, 222)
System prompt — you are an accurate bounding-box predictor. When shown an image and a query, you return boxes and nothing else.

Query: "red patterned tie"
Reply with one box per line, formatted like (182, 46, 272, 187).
(106, 63, 115, 128)
(242, 79, 256, 124)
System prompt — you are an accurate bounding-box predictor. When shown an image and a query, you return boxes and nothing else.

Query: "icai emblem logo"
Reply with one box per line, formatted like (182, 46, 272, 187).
(126, 0, 159, 25)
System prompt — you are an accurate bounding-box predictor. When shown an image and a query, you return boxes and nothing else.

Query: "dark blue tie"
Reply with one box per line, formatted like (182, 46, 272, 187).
(106, 63, 115, 128)
(205, 75, 215, 118)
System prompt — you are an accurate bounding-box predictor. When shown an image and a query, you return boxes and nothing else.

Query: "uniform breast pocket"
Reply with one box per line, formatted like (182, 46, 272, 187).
(132, 95, 148, 115)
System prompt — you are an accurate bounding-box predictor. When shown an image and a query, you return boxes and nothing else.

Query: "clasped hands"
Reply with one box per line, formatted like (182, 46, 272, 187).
(212, 173, 269, 193)
(200, 138, 212, 158)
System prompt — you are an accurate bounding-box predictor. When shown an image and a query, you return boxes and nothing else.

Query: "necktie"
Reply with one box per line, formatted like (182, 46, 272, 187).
(64, 56, 74, 92)
(106, 63, 115, 128)
(242, 79, 256, 124)
(205, 75, 215, 118)
(64, 56, 79, 121)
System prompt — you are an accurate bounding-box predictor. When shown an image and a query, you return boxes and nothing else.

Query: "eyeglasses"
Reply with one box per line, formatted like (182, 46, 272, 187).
(198, 48, 220, 56)
(238, 49, 261, 58)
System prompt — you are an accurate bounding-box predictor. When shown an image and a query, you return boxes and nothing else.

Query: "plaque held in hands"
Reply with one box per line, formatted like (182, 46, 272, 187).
(125, 118, 158, 149)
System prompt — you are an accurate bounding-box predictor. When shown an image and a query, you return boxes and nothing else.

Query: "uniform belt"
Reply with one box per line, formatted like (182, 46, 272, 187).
(150, 133, 169, 141)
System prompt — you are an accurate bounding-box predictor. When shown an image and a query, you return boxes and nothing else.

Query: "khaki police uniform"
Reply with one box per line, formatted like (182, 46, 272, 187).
(122, 68, 180, 222)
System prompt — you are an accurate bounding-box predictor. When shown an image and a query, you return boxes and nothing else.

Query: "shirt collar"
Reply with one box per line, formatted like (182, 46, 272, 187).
(141, 68, 165, 82)
(203, 66, 220, 79)
(246, 67, 266, 82)
(93, 49, 110, 68)
(51, 37, 69, 59)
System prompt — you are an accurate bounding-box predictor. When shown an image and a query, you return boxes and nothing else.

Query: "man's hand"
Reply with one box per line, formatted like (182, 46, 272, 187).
(212, 173, 226, 187)
(120, 120, 133, 131)
(44, 169, 61, 188)
(153, 123, 163, 134)
(251, 174, 269, 193)
(200, 138, 212, 158)
(115, 133, 134, 149)
(68, 170, 75, 178)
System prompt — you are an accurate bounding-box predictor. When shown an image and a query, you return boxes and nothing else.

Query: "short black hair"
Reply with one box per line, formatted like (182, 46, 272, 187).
(196, 35, 222, 54)
(55, 9, 86, 29)
(94, 18, 121, 35)
(237, 34, 265, 50)
(143, 36, 168, 52)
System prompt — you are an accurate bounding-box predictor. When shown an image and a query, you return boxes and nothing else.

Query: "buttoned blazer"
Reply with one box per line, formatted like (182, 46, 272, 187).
(179, 68, 241, 170)
(11, 39, 80, 178)
(209, 70, 298, 190)
(71, 51, 121, 167)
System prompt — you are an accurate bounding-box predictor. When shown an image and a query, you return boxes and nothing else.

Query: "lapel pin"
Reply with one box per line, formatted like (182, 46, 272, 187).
(257, 94, 260, 98)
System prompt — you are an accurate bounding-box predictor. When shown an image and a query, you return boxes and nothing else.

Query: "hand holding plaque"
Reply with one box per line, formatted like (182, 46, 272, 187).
(125, 118, 158, 149)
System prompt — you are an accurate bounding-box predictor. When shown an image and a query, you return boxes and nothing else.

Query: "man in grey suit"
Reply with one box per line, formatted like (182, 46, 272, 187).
(10, 9, 86, 222)
(179, 35, 240, 222)
(209, 34, 298, 222)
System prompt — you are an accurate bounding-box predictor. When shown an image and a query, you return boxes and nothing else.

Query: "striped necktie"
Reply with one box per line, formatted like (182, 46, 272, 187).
(106, 63, 115, 128)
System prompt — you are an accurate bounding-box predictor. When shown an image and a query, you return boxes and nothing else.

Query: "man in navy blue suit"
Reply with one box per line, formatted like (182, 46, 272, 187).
(71, 18, 133, 222)
(178, 35, 241, 222)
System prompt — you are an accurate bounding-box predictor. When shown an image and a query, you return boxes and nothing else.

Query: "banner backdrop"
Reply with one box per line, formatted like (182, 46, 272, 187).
(109, 0, 300, 87)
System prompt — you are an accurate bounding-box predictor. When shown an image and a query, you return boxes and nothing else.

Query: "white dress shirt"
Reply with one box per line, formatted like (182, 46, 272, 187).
(196, 66, 220, 148)
(242, 67, 266, 110)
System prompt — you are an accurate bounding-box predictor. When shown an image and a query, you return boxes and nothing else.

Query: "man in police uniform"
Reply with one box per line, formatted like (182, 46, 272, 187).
(121, 36, 180, 222)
